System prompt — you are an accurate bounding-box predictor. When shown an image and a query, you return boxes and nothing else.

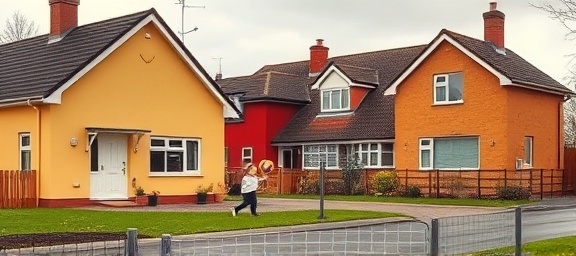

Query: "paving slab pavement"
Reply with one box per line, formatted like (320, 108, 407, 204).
(82, 198, 507, 224)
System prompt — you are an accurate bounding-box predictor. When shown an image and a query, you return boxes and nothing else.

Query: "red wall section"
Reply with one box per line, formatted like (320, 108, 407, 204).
(225, 102, 301, 168)
(350, 87, 371, 110)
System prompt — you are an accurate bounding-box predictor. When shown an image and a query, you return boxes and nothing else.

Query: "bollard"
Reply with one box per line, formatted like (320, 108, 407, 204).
(125, 228, 139, 256)
(430, 219, 439, 256)
(515, 207, 522, 256)
(160, 234, 171, 256)
(318, 161, 326, 219)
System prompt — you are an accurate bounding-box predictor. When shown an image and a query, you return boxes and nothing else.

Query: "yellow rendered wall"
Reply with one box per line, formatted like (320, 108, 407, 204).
(395, 41, 509, 170)
(41, 22, 225, 199)
(506, 86, 563, 169)
(0, 106, 38, 170)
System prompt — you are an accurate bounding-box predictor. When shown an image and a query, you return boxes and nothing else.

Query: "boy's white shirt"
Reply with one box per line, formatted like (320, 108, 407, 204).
(241, 175, 259, 193)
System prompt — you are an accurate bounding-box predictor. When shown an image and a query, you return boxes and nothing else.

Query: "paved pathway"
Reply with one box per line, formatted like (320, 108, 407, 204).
(82, 198, 506, 223)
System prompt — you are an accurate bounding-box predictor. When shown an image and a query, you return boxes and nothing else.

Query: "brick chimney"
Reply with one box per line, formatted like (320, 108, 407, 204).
(309, 39, 329, 76)
(49, 0, 80, 41)
(483, 2, 505, 49)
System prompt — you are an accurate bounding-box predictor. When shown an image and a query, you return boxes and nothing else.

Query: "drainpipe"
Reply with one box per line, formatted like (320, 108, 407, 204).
(560, 95, 571, 169)
(27, 99, 41, 207)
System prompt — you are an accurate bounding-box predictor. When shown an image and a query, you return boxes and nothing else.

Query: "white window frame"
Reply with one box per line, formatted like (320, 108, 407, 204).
(352, 143, 394, 168)
(321, 88, 350, 112)
(433, 73, 464, 105)
(224, 147, 229, 168)
(419, 137, 480, 170)
(149, 137, 201, 175)
(19, 133, 31, 171)
(303, 145, 339, 169)
(242, 147, 253, 163)
(524, 136, 533, 168)
(419, 139, 433, 170)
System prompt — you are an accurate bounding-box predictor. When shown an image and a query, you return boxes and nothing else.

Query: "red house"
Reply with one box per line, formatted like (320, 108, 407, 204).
(219, 72, 310, 169)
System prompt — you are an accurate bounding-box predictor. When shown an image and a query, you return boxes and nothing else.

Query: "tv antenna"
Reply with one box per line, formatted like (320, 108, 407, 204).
(175, 0, 205, 43)
(212, 57, 223, 74)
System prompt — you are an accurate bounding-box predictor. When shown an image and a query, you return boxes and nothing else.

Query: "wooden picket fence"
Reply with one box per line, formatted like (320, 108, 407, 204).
(0, 170, 37, 208)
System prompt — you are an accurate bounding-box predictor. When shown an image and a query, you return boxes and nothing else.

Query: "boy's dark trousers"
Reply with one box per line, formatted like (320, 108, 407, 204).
(234, 191, 257, 215)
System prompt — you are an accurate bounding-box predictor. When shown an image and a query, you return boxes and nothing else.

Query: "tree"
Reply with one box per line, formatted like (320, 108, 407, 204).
(534, 1, 576, 145)
(0, 11, 39, 43)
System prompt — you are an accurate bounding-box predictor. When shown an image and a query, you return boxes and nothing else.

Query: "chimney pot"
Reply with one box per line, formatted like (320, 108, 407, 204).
(309, 39, 329, 76)
(49, 0, 80, 40)
(490, 2, 497, 11)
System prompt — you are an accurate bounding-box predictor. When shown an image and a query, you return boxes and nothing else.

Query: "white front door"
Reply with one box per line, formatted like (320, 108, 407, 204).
(90, 133, 128, 199)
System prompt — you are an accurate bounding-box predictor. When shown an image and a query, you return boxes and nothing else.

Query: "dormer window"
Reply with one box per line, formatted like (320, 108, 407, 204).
(321, 88, 349, 111)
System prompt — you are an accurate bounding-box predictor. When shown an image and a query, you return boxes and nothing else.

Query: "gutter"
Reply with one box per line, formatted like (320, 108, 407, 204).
(0, 97, 44, 108)
(26, 99, 42, 207)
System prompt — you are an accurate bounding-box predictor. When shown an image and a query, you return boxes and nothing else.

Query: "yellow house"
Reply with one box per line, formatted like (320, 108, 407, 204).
(0, 0, 239, 207)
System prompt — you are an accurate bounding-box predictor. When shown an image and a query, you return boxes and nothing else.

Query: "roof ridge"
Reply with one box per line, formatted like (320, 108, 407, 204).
(330, 44, 428, 60)
(335, 63, 377, 71)
(0, 8, 153, 49)
(257, 44, 428, 72)
(263, 70, 306, 77)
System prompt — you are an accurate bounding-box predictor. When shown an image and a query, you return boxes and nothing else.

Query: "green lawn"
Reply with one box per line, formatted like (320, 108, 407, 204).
(472, 236, 576, 255)
(239, 194, 531, 207)
(0, 209, 405, 237)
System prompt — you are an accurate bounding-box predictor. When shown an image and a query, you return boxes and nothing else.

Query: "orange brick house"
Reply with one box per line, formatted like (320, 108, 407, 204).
(385, 3, 574, 171)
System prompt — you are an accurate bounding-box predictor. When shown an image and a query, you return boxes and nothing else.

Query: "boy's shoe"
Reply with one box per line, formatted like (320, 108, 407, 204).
(251, 213, 260, 217)
(231, 208, 236, 217)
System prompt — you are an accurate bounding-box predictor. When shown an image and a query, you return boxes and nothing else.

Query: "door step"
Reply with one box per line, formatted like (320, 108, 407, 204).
(97, 201, 140, 207)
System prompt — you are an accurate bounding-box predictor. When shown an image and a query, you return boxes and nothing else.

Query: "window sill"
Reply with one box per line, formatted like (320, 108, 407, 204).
(149, 173, 203, 177)
(363, 166, 395, 169)
(316, 110, 353, 118)
(432, 100, 463, 106)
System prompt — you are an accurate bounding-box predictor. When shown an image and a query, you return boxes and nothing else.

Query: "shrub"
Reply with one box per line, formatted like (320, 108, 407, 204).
(228, 183, 241, 195)
(496, 185, 531, 200)
(342, 155, 364, 195)
(402, 185, 423, 198)
(371, 171, 400, 195)
(298, 173, 319, 194)
(444, 176, 468, 198)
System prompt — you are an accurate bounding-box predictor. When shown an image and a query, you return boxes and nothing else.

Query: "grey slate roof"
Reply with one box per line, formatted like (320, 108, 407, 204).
(334, 64, 379, 86)
(0, 9, 151, 103)
(0, 8, 241, 117)
(443, 29, 573, 94)
(218, 71, 310, 104)
(272, 45, 427, 144)
(267, 29, 573, 144)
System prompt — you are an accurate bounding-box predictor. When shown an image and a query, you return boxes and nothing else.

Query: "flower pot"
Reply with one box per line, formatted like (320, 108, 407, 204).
(148, 195, 158, 206)
(214, 193, 227, 202)
(135, 195, 148, 206)
(196, 193, 208, 204)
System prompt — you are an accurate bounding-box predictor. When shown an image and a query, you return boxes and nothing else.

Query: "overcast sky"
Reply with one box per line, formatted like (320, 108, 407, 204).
(1, 0, 574, 86)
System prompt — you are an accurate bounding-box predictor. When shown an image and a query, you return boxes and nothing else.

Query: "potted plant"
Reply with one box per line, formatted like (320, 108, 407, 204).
(134, 186, 148, 206)
(195, 184, 213, 204)
(147, 190, 160, 206)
